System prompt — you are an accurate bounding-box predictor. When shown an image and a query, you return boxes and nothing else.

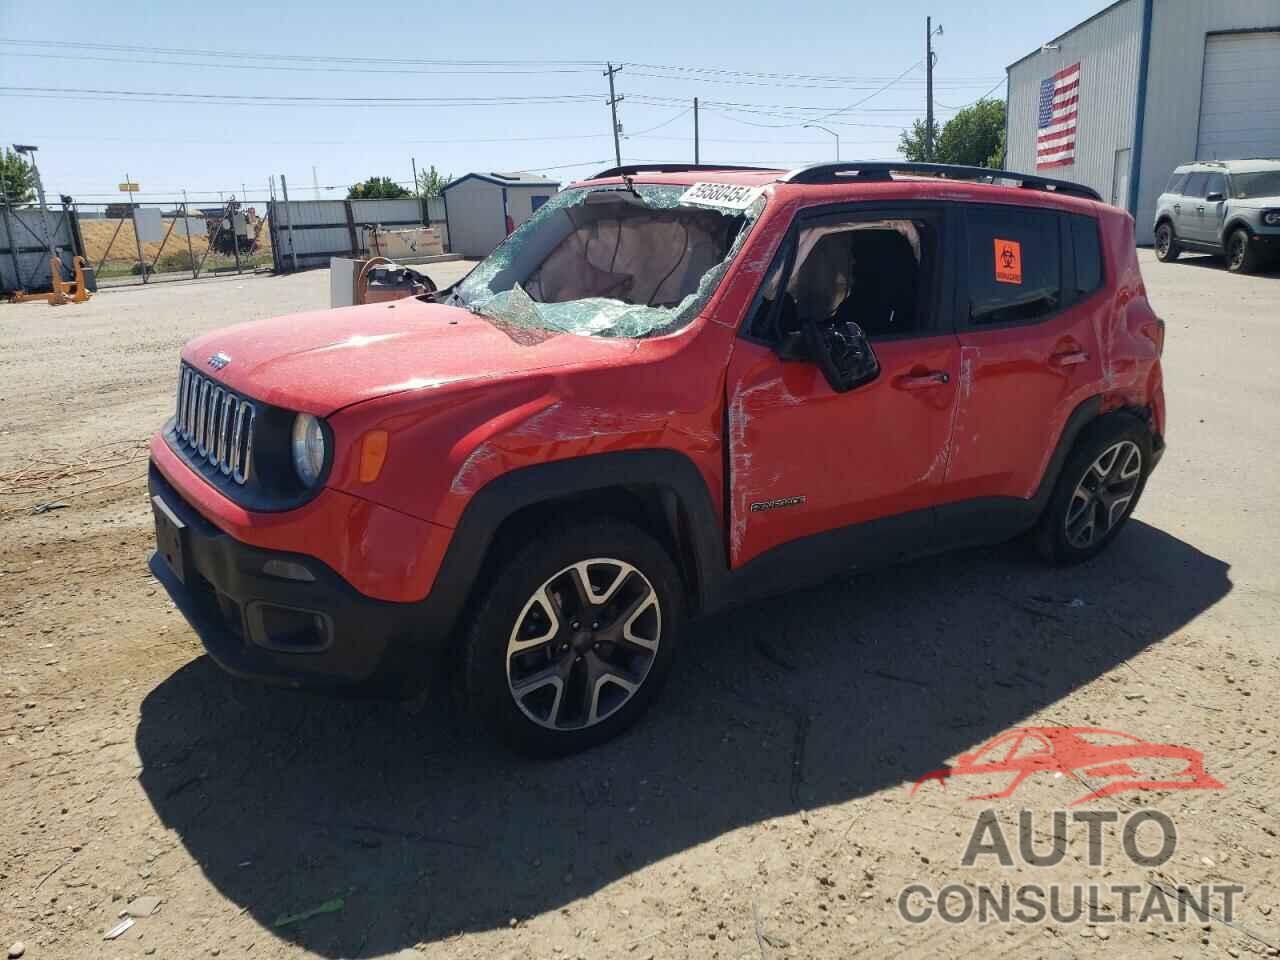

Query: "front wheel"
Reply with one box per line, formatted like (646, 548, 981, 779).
(1036, 416, 1153, 565)
(462, 520, 681, 756)
(1154, 221, 1180, 262)
(1226, 228, 1260, 274)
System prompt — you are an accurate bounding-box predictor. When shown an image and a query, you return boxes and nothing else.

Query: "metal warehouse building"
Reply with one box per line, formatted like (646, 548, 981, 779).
(1005, 0, 1280, 244)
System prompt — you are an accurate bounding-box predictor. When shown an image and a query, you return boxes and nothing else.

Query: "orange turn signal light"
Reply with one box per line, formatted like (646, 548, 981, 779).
(359, 430, 389, 482)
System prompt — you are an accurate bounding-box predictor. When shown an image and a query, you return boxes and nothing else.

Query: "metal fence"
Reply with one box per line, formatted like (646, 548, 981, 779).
(0, 199, 85, 294)
(268, 196, 447, 271)
(4, 184, 450, 293)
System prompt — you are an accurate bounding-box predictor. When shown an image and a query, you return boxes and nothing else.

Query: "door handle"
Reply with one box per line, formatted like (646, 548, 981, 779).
(894, 371, 950, 389)
(1197, 205, 1205, 213)
(1173, 203, 1181, 213)
(1050, 350, 1090, 367)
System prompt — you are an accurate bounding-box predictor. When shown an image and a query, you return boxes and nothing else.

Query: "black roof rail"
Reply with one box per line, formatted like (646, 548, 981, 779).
(780, 161, 1103, 202)
(585, 162, 779, 180)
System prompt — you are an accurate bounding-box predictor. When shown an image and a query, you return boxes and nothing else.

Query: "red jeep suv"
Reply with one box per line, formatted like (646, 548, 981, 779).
(148, 161, 1166, 754)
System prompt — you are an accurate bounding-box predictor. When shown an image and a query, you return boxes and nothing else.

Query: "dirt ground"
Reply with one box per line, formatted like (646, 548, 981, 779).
(1, 253, 1278, 959)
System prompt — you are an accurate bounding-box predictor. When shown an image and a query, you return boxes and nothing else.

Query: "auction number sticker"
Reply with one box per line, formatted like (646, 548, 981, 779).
(994, 238, 1023, 284)
(680, 182, 764, 212)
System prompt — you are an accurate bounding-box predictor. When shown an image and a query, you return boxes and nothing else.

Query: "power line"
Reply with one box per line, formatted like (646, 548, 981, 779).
(0, 38, 602, 67)
(0, 85, 598, 104)
(3, 50, 600, 77)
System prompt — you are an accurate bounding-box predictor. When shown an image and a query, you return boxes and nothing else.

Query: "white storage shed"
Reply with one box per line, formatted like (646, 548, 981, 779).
(441, 172, 559, 258)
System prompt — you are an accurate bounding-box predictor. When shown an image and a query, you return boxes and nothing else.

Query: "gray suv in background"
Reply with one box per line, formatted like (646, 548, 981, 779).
(1153, 159, 1280, 274)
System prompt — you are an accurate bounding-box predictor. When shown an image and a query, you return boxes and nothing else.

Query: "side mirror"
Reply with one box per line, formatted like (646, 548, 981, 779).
(1206, 192, 1225, 203)
(802, 316, 880, 393)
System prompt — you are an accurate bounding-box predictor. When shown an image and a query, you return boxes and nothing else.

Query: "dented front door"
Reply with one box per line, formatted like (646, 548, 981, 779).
(725, 335, 960, 569)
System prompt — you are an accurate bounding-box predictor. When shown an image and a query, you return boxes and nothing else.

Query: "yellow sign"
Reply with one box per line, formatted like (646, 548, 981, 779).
(118, 182, 140, 192)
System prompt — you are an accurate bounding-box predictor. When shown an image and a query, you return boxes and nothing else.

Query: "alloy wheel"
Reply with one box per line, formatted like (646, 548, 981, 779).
(1155, 225, 1171, 257)
(1229, 233, 1247, 271)
(506, 558, 661, 731)
(1065, 441, 1143, 550)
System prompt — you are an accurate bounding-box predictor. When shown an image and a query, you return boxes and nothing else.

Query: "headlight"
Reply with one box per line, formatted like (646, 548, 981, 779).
(291, 413, 327, 487)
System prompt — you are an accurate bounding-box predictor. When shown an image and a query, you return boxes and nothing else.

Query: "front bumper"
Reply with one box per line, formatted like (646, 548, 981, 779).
(148, 466, 442, 694)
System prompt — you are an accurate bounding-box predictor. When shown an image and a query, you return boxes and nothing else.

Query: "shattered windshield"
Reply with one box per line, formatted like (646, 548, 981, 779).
(452, 183, 765, 338)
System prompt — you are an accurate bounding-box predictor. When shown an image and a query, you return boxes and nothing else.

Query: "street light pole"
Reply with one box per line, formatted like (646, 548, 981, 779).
(12, 144, 53, 258)
(803, 124, 841, 161)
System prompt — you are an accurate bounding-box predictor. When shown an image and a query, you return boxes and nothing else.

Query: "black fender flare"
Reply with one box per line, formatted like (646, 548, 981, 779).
(420, 449, 727, 641)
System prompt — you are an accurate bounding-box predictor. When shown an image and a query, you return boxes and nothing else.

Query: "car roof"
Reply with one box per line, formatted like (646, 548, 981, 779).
(569, 161, 1105, 213)
(1175, 158, 1280, 174)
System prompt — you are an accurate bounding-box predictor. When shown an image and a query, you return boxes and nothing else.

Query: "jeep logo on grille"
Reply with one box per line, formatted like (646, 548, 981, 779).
(207, 352, 231, 370)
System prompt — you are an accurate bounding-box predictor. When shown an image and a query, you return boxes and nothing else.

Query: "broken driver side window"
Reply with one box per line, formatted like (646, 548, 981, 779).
(780, 218, 934, 341)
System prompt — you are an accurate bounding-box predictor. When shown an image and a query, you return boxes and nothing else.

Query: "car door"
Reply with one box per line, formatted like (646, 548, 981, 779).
(941, 204, 1105, 534)
(1176, 172, 1207, 241)
(1197, 171, 1228, 246)
(724, 204, 961, 569)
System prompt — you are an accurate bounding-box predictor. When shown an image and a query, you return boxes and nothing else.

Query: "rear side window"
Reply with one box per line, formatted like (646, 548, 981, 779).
(963, 207, 1062, 327)
(1165, 172, 1187, 194)
(1182, 172, 1208, 198)
(1069, 215, 1103, 299)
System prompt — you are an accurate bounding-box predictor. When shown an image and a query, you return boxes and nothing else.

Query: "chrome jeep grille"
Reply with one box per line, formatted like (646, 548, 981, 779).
(173, 364, 255, 484)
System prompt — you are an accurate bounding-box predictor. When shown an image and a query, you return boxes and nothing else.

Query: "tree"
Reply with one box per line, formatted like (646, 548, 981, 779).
(0, 148, 35, 203)
(898, 98, 1007, 168)
(935, 99, 1006, 168)
(347, 176, 411, 200)
(898, 118, 941, 163)
(416, 165, 452, 198)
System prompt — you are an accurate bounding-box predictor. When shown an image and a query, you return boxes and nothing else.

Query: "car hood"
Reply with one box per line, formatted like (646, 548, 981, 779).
(1230, 196, 1280, 209)
(181, 298, 637, 415)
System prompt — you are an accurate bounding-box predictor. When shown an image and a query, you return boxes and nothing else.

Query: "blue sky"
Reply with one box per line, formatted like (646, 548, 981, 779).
(1, 0, 1106, 206)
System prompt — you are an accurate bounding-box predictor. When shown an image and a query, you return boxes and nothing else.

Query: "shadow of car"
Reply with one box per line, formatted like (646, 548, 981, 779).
(136, 519, 1230, 956)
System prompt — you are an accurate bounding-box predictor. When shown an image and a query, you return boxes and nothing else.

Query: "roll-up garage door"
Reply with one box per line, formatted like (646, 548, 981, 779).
(1196, 31, 1280, 161)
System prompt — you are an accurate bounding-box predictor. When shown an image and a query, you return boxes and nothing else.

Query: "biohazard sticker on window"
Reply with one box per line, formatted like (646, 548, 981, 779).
(994, 239, 1023, 284)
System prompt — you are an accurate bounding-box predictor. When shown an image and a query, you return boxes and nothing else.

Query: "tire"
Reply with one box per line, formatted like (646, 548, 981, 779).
(1226, 227, 1260, 274)
(462, 519, 681, 756)
(1036, 415, 1153, 565)
(1154, 221, 1180, 262)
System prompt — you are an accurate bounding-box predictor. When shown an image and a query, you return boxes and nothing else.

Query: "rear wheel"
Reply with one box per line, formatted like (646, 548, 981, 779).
(463, 520, 680, 756)
(1154, 221, 1180, 262)
(1226, 228, 1260, 274)
(1036, 416, 1152, 565)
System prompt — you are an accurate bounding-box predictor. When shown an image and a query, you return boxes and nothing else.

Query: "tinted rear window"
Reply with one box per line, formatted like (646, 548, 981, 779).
(1165, 172, 1187, 194)
(965, 207, 1062, 326)
(1070, 215, 1103, 299)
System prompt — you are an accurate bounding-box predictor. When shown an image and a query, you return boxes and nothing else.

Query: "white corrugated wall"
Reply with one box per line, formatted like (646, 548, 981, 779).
(1005, 0, 1145, 212)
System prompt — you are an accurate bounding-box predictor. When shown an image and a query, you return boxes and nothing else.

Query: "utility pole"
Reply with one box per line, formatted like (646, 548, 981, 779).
(693, 97, 700, 163)
(926, 17, 942, 162)
(604, 62, 624, 167)
(411, 157, 420, 198)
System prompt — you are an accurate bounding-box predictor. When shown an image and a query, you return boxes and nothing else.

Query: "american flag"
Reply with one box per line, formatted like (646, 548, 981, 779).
(1037, 62, 1081, 169)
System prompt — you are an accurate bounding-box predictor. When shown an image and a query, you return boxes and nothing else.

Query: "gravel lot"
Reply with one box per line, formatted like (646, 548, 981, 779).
(2, 251, 1278, 959)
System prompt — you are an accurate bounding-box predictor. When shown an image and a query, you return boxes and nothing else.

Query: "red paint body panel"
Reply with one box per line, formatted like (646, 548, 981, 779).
(153, 169, 1165, 609)
(180, 300, 637, 416)
(725, 335, 960, 566)
(150, 433, 451, 602)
